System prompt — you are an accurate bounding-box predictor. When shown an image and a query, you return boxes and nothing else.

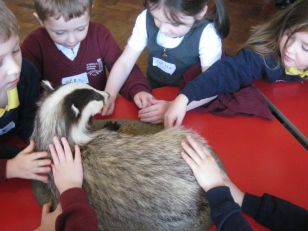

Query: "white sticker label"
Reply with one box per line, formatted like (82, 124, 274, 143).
(0, 121, 15, 135)
(152, 57, 176, 75)
(61, 72, 89, 85)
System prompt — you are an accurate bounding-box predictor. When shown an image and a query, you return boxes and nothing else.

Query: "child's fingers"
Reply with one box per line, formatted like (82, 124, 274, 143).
(181, 141, 202, 164)
(60, 137, 73, 161)
(35, 166, 51, 174)
(20, 140, 35, 154)
(49, 144, 60, 166)
(53, 137, 66, 162)
(181, 152, 198, 173)
(186, 136, 209, 159)
(41, 202, 52, 216)
(34, 174, 49, 183)
(30, 151, 49, 161)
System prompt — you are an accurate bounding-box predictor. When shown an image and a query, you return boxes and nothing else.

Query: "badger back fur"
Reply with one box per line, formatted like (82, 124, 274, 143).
(32, 82, 223, 231)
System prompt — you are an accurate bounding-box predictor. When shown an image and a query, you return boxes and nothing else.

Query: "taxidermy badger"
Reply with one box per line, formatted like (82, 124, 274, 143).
(32, 81, 224, 231)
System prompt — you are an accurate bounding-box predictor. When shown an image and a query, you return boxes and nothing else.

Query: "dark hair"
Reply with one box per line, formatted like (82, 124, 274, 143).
(145, 0, 229, 38)
(244, 0, 308, 61)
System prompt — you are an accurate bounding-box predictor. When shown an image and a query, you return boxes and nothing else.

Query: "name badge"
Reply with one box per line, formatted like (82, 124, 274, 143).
(61, 72, 89, 85)
(152, 57, 176, 75)
(0, 121, 15, 136)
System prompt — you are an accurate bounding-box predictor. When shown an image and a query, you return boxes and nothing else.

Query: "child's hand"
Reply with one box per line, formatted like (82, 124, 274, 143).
(133, 91, 154, 109)
(138, 99, 170, 124)
(49, 137, 83, 194)
(101, 95, 116, 116)
(164, 94, 189, 128)
(181, 136, 227, 192)
(34, 202, 62, 231)
(6, 140, 51, 183)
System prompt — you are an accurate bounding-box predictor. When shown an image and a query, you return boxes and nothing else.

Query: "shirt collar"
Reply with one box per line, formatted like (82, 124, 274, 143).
(0, 87, 20, 117)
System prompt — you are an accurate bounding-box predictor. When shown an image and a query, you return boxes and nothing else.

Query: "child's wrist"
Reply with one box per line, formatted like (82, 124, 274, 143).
(59, 183, 82, 195)
(5, 159, 15, 179)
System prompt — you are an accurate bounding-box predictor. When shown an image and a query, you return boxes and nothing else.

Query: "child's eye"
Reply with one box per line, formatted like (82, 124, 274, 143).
(13, 47, 21, 54)
(55, 31, 65, 35)
(77, 27, 86, 32)
(302, 45, 308, 52)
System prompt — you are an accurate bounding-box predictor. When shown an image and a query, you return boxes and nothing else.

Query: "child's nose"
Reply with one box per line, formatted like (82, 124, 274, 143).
(67, 33, 77, 45)
(159, 23, 170, 35)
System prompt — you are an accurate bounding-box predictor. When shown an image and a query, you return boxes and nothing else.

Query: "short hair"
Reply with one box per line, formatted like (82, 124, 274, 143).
(0, 1, 19, 42)
(33, 0, 93, 22)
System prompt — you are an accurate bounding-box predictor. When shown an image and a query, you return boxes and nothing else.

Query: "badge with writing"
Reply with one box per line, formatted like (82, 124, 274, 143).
(152, 57, 176, 75)
(61, 72, 89, 85)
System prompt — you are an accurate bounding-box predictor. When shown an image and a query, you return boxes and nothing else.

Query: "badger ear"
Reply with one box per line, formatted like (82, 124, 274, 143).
(41, 80, 55, 93)
(71, 104, 80, 117)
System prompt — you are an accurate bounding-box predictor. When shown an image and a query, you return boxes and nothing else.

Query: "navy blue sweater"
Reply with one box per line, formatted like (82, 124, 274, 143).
(182, 48, 303, 103)
(207, 186, 308, 231)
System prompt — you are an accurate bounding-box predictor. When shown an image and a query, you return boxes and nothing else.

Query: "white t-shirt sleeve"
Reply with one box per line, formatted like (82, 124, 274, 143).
(199, 23, 222, 68)
(127, 9, 148, 52)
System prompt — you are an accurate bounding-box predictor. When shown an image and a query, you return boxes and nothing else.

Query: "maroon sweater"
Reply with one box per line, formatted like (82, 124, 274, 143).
(21, 22, 151, 100)
(56, 188, 98, 231)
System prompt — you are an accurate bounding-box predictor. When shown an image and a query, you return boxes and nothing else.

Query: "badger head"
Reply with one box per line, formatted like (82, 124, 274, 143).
(32, 81, 109, 151)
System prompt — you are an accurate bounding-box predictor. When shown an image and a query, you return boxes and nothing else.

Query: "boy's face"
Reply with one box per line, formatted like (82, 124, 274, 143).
(42, 11, 90, 48)
(280, 30, 308, 70)
(0, 35, 22, 93)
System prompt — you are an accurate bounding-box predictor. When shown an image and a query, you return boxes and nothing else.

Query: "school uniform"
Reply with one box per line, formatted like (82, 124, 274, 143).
(207, 186, 308, 231)
(21, 22, 151, 100)
(0, 59, 40, 181)
(128, 10, 222, 88)
(181, 48, 304, 103)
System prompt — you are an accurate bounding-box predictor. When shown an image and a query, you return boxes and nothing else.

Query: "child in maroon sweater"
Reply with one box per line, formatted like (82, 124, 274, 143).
(22, 0, 153, 105)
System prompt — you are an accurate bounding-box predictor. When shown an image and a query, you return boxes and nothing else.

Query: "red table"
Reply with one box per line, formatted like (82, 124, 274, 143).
(254, 80, 308, 149)
(0, 87, 307, 231)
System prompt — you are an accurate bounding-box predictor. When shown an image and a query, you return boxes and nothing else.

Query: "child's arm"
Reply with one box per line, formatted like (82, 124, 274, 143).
(181, 136, 251, 231)
(6, 140, 51, 183)
(35, 137, 98, 231)
(102, 46, 143, 115)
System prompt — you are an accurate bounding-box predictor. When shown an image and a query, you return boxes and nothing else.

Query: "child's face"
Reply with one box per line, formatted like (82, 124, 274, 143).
(42, 11, 90, 48)
(150, 7, 196, 38)
(0, 35, 22, 93)
(280, 30, 308, 70)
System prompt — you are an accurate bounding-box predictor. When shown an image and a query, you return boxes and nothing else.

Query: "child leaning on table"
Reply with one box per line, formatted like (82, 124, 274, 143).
(164, 0, 308, 128)
(0, 1, 51, 183)
(103, 0, 229, 124)
(181, 136, 308, 231)
(22, 0, 152, 104)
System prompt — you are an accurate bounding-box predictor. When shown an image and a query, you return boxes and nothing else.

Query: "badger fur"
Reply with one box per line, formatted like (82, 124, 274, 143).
(32, 81, 224, 231)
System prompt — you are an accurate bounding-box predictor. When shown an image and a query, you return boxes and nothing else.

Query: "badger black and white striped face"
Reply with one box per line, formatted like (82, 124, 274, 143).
(38, 82, 109, 145)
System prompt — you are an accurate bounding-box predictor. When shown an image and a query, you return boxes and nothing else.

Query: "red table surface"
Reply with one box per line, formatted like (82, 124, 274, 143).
(254, 80, 308, 138)
(0, 87, 307, 231)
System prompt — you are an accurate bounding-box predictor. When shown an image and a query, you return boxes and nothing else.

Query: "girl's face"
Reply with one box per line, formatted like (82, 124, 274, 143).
(150, 6, 197, 38)
(0, 35, 22, 93)
(280, 30, 308, 70)
(42, 11, 90, 48)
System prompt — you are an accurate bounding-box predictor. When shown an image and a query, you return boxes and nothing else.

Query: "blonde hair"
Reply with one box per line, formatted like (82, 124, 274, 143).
(33, 0, 93, 22)
(0, 1, 19, 42)
(244, 0, 308, 62)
